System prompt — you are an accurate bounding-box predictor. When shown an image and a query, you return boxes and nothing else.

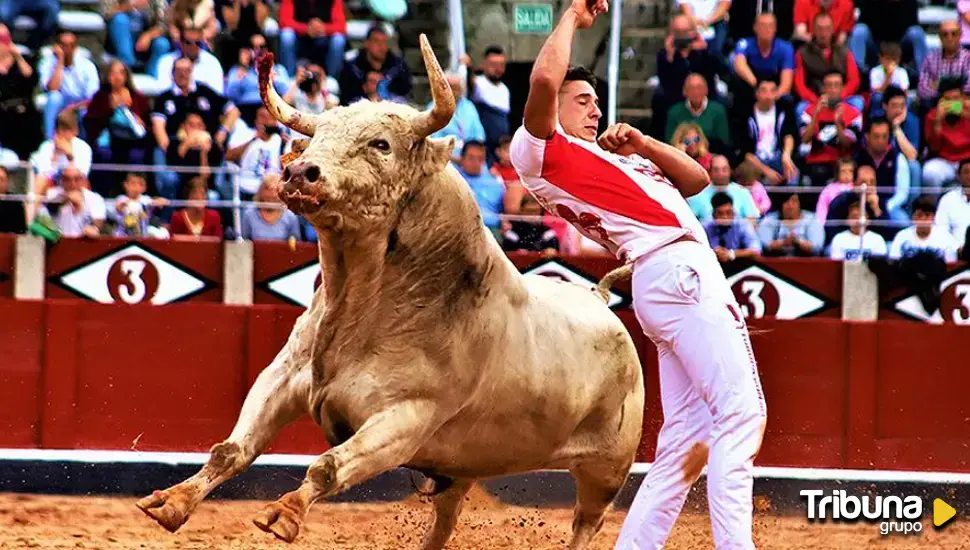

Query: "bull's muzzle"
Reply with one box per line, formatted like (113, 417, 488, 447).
(279, 161, 325, 212)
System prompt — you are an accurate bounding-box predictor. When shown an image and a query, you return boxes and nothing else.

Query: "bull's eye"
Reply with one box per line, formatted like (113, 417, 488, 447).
(369, 139, 391, 153)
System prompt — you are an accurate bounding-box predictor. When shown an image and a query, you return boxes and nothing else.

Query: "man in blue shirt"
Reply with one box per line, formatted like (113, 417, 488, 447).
(704, 192, 762, 263)
(431, 72, 486, 160)
(38, 32, 100, 140)
(731, 13, 795, 117)
(455, 140, 505, 240)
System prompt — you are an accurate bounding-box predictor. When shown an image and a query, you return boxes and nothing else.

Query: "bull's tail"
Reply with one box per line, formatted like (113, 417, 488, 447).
(594, 263, 633, 303)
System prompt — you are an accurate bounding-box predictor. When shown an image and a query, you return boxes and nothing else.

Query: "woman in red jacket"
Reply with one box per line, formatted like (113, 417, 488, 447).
(84, 60, 152, 196)
(169, 177, 224, 240)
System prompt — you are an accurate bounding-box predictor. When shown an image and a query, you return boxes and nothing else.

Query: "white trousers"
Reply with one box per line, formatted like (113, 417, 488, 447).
(614, 240, 767, 550)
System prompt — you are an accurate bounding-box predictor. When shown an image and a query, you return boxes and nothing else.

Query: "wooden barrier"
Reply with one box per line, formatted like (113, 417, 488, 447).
(0, 299, 968, 472)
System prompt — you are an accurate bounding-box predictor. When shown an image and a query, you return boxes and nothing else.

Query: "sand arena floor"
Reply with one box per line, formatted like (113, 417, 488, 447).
(1, 489, 968, 549)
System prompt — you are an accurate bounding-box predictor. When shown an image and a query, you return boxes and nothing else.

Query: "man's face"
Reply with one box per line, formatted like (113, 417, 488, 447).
(250, 34, 266, 51)
(755, 81, 777, 107)
(174, 59, 193, 90)
(558, 79, 601, 142)
(255, 108, 274, 133)
(365, 31, 389, 63)
(867, 123, 890, 155)
(713, 203, 735, 224)
(856, 167, 876, 188)
(710, 157, 731, 186)
(754, 14, 776, 42)
(363, 72, 383, 96)
(940, 22, 961, 53)
(822, 74, 843, 99)
(684, 76, 708, 106)
(912, 209, 934, 229)
(460, 145, 487, 176)
(446, 74, 463, 98)
(180, 29, 203, 60)
(960, 163, 970, 188)
(885, 96, 907, 121)
(482, 53, 506, 81)
(60, 169, 84, 191)
(814, 16, 835, 46)
(59, 33, 77, 62)
(670, 15, 694, 40)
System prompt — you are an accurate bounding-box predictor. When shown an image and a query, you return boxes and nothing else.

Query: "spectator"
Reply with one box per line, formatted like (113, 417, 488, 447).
(152, 58, 239, 199)
(732, 14, 795, 107)
(491, 135, 520, 186)
(736, 160, 771, 215)
(227, 33, 291, 125)
(962, 0, 970, 50)
(241, 175, 302, 241)
(109, 172, 169, 238)
(168, 176, 223, 239)
(825, 165, 891, 242)
(38, 32, 100, 140)
(103, 0, 171, 77)
(339, 24, 412, 106)
(216, 0, 273, 69)
(934, 159, 970, 252)
(156, 25, 226, 94)
(829, 200, 888, 260)
(169, 0, 218, 45)
(85, 60, 152, 197)
(430, 71, 486, 160)
(689, 154, 760, 222)
(850, 0, 926, 72)
(924, 80, 970, 189)
(794, 12, 863, 115)
(278, 0, 347, 78)
(167, 112, 223, 188)
(881, 86, 920, 151)
(676, 0, 732, 67)
(854, 117, 911, 223)
(704, 191, 762, 263)
(0, 166, 26, 234)
(456, 140, 505, 240)
(463, 46, 511, 161)
(758, 190, 825, 256)
(30, 112, 93, 195)
(740, 78, 798, 185)
(360, 69, 388, 102)
(889, 195, 959, 262)
(0, 0, 58, 51)
(0, 24, 42, 160)
(799, 70, 863, 188)
(729, 0, 795, 47)
(665, 73, 730, 152)
(40, 166, 106, 238)
(283, 62, 338, 122)
(653, 14, 718, 139)
(868, 42, 909, 107)
(224, 107, 283, 199)
(793, 0, 855, 44)
(501, 194, 559, 256)
(816, 157, 857, 224)
(671, 121, 713, 171)
(918, 20, 970, 107)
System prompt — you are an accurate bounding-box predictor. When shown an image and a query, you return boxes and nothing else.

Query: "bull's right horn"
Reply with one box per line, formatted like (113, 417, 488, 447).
(257, 51, 320, 137)
(410, 34, 456, 139)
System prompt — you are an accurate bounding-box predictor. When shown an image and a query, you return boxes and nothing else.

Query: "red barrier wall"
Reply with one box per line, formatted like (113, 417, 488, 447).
(1, 299, 968, 472)
(0, 234, 13, 298)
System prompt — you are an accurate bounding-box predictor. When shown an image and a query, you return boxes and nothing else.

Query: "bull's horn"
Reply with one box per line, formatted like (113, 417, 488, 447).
(257, 51, 320, 137)
(410, 34, 455, 139)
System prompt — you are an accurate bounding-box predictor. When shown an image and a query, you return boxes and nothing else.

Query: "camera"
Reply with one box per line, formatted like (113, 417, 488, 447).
(299, 71, 319, 94)
(673, 36, 693, 51)
(944, 99, 963, 125)
(825, 97, 841, 109)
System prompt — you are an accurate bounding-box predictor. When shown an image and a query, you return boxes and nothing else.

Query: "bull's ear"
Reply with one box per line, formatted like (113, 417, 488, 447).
(418, 136, 455, 177)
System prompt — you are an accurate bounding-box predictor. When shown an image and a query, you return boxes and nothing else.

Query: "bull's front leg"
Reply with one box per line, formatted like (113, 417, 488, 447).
(253, 400, 437, 543)
(136, 356, 311, 532)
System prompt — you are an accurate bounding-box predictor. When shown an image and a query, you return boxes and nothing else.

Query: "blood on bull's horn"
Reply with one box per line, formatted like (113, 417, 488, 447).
(257, 51, 321, 138)
(410, 34, 456, 139)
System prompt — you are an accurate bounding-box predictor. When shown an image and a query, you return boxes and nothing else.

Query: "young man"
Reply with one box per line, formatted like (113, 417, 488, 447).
(704, 192, 763, 263)
(509, 1, 767, 548)
(889, 196, 959, 262)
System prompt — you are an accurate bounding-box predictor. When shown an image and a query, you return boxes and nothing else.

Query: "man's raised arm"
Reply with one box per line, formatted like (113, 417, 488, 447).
(523, 0, 605, 139)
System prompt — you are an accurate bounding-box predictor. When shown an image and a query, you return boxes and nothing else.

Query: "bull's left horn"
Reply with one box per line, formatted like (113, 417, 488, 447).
(257, 51, 320, 137)
(410, 34, 456, 139)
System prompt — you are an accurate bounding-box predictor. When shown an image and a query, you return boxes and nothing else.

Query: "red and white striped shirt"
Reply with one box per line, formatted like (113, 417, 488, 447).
(510, 125, 708, 263)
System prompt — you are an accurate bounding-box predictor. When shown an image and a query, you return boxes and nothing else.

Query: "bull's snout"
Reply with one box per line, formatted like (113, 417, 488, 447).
(282, 161, 322, 192)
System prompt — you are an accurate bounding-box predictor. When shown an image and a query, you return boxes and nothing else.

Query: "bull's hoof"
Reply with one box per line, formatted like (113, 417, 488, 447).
(135, 489, 194, 532)
(253, 501, 303, 543)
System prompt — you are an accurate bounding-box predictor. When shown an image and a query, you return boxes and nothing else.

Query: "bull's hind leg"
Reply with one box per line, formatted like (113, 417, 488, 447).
(253, 400, 438, 543)
(136, 358, 310, 532)
(568, 460, 630, 550)
(419, 478, 474, 550)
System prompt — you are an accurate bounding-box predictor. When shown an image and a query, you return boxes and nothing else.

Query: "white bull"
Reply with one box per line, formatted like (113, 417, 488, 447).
(136, 35, 645, 550)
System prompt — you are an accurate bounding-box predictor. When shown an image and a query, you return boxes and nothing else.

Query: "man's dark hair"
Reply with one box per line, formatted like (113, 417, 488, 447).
(882, 85, 906, 106)
(461, 140, 487, 156)
(912, 195, 937, 215)
(867, 116, 891, 134)
(366, 23, 388, 40)
(483, 45, 505, 57)
(822, 69, 844, 83)
(563, 66, 598, 90)
(813, 11, 833, 25)
(497, 135, 512, 148)
(756, 77, 779, 89)
(938, 75, 966, 96)
(711, 191, 733, 210)
(959, 157, 970, 172)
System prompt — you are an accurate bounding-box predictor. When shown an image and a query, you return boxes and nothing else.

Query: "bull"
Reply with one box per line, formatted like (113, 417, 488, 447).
(136, 35, 644, 550)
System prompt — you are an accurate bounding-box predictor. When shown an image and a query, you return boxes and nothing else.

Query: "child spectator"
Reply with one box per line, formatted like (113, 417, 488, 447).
(758, 190, 825, 256)
(501, 195, 560, 256)
(736, 160, 771, 216)
(110, 173, 169, 238)
(890, 196, 959, 262)
(0, 166, 26, 234)
(816, 158, 856, 224)
(829, 200, 888, 260)
(670, 122, 713, 172)
(167, 112, 224, 189)
(869, 42, 909, 104)
(241, 175, 302, 241)
(704, 191, 762, 263)
(169, 176, 223, 240)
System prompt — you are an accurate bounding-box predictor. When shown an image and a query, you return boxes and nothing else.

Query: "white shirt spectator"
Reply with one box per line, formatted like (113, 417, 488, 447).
(38, 54, 100, 100)
(889, 226, 959, 262)
(471, 75, 510, 114)
(935, 188, 970, 249)
(676, 0, 724, 39)
(829, 230, 888, 261)
(42, 186, 106, 237)
(869, 65, 910, 92)
(227, 126, 283, 195)
(156, 51, 226, 96)
(30, 137, 93, 177)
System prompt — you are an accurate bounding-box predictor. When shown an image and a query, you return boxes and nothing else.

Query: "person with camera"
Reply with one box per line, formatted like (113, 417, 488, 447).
(0, 24, 42, 160)
(282, 62, 338, 121)
(224, 106, 283, 199)
(226, 33, 291, 126)
(793, 12, 863, 118)
(652, 14, 718, 140)
(923, 78, 970, 189)
(799, 69, 863, 189)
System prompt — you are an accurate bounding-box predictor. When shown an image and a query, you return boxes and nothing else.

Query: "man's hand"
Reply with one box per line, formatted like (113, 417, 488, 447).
(52, 44, 64, 64)
(714, 246, 732, 263)
(569, 0, 608, 29)
(82, 225, 100, 238)
(891, 111, 907, 127)
(54, 137, 74, 158)
(307, 18, 326, 37)
(152, 197, 170, 207)
(65, 188, 84, 208)
(115, 197, 130, 213)
(782, 154, 797, 182)
(597, 123, 644, 156)
(834, 105, 845, 131)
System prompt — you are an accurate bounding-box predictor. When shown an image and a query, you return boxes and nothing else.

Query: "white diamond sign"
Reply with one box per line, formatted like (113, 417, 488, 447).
(521, 258, 626, 308)
(892, 269, 970, 324)
(265, 262, 321, 307)
(726, 265, 828, 320)
(57, 243, 208, 305)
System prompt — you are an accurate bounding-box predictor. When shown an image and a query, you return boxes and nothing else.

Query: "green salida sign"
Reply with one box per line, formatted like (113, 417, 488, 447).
(514, 3, 554, 34)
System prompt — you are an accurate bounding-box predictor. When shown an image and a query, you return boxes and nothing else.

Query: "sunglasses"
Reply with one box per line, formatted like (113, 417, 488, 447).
(941, 31, 960, 37)
(181, 39, 204, 46)
(683, 136, 701, 146)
